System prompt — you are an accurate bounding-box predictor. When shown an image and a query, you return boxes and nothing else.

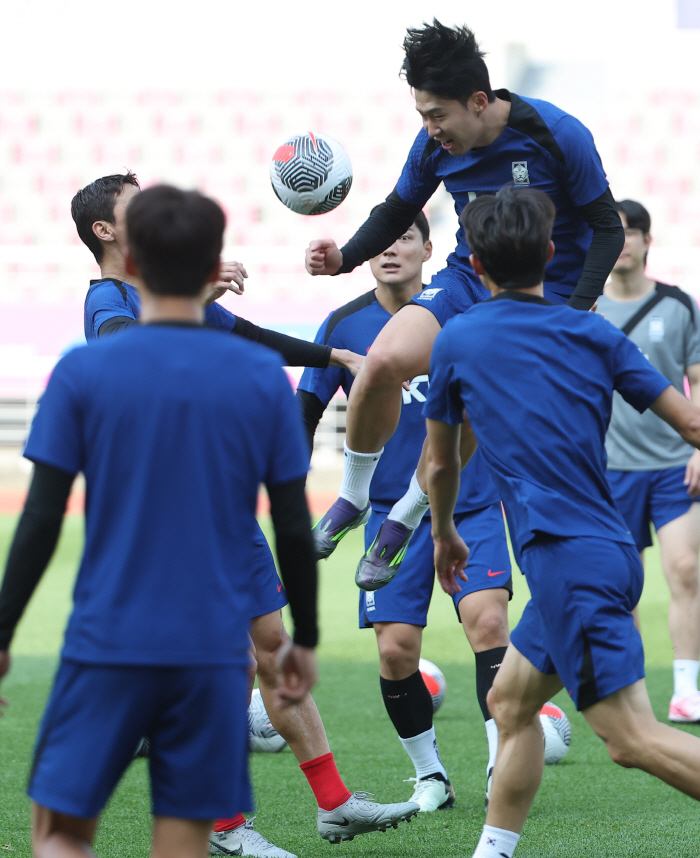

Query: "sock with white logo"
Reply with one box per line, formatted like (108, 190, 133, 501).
(485, 718, 499, 774)
(472, 825, 520, 858)
(673, 659, 700, 698)
(387, 471, 430, 530)
(399, 726, 447, 781)
(338, 441, 383, 510)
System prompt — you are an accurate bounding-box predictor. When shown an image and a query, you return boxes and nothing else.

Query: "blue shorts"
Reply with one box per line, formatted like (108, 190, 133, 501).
(409, 262, 569, 327)
(359, 503, 512, 628)
(250, 523, 287, 619)
(29, 660, 252, 820)
(511, 535, 644, 711)
(607, 466, 697, 552)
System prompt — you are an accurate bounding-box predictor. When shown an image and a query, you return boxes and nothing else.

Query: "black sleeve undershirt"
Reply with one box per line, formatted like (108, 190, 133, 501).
(567, 188, 625, 311)
(267, 477, 318, 648)
(337, 188, 424, 274)
(233, 317, 332, 368)
(98, 316, 137, 336)
(295, 389, 327, 456)
(0, 462, 74, 650)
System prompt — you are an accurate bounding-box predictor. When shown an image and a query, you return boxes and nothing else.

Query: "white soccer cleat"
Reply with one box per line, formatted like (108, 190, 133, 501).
(404, 776, 455, 811)
(317, 791, 420, 843)
(209, 818, 296, 857)
(669, 691, 700, 723)
(248, 689, 287, 753)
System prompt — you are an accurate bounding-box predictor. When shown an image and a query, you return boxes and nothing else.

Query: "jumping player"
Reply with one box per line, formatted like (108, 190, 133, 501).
(0, 184, 319, 858)
(72, 173, 418, 857)
(424, 185, 700, 858)
(599, 199, 700, 723)
(307, 21, 624, 575)
(297, 211, 512, 810)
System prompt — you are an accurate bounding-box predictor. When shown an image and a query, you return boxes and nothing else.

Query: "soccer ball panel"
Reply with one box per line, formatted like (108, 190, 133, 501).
(540, 701, 571, 765)
(270, 132, 352, 215)
(419, 657, 446, 714)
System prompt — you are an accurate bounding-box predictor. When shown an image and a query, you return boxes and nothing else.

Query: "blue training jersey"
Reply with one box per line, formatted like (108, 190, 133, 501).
(297, 290, 499, 514)
(84, 278, 237, 341)
(396, 90, 609, 303)
(25, 323, 309, 667)
(423, 291, 672, 561)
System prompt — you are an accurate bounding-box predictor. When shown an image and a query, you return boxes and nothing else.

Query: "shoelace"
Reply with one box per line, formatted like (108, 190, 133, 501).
(403, 776, 443, 797)
(350, 790, 376, 802)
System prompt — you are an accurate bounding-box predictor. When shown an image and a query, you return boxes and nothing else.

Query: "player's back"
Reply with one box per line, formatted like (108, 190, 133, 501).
(428, 292, 670, 556)
(26, 323, 307, 667)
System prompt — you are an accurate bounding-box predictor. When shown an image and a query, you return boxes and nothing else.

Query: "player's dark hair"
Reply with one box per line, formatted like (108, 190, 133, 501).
(461, 186, 555, 290)
(126, 185, 225, 297)
(370, 206, 430, 243)
(71, 172, 140, 264)
(401, 20, 494, 104)
(615, 199, 651, 234)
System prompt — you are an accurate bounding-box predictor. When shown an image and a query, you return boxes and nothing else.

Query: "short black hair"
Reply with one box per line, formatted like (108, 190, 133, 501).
(461, 186, 555, 290)
(615, 199, 651, 234)
(126, 185, 225, 297)
(401, 20, 494, 104)
(369, 206, 430, 243)
(71, 172, 140, 263)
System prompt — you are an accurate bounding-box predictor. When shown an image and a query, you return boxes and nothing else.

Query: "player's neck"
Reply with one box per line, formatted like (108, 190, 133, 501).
(99, 246, 129, 283)
(374, 278, 423, 315)
(606, 269, 655, 302)
(139, 290, 206, 324)
(476, 96, 511, 147)
(489, 282, 544, 299)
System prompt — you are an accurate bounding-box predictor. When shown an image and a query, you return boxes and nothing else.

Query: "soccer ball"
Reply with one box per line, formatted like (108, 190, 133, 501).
(540, 701, 571, 765)
(419, 658, 446, 714)
(270, 132, 353, 215)
(248, 688, 287, 753)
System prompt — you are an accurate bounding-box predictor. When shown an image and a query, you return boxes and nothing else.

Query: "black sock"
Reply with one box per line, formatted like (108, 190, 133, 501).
(475, 646, 508, 721)
(380, 671, 434, 739)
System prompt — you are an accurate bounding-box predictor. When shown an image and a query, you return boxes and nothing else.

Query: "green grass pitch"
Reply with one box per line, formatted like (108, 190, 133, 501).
(1, 513, 700, 857)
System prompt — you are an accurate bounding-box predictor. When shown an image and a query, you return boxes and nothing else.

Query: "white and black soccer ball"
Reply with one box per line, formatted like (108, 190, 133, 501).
(540, 701, 571, 765)
(248, 688, 287, 753)
(419, 658, 446, 714)
(270, 132, 352, 215)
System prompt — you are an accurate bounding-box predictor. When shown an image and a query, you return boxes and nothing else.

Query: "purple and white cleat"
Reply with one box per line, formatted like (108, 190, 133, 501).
(313, 497, 371, 560)
(355, 519, 414, 591)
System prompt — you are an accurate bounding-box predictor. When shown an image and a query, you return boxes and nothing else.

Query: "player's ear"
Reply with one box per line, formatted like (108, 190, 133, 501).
(469, 253, 485, 276)
(124, 250, 138, 278)
(643, 232, 652, 250)
(547, 240, 555, 263)
(423, 240, 433, 263)
(92, 220, 114, 243)
(207, 260, 222, 284)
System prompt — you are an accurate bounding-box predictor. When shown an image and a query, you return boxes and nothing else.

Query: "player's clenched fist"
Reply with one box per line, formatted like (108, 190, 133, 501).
(305, 239, 343, 276)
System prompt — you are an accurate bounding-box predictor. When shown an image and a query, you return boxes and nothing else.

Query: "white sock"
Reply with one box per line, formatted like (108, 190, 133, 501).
(338, 442, 383, 510)
(387, 471, 430, 530)
(485, 718, 499, 773)
(399, 727, 447, 780)
(673, 659, 700, 698)
(472, 825, 520, 858)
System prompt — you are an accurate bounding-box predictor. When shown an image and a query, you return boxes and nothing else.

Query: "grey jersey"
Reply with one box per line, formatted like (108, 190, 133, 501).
(600, 282, 700, 471)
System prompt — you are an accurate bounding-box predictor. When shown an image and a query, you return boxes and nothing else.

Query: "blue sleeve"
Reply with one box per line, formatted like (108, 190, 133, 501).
(86, 281, 136, 340)
(265, 367, 312, 487)
(24, 355, 84, 475)
(552, 114, 609, 208)
(612, 330, 672, 412)
(423, 325, 466, 425)
(395, 129, 442, 207)
(297, 315, 347, 406)
(204, 301, 237, 333)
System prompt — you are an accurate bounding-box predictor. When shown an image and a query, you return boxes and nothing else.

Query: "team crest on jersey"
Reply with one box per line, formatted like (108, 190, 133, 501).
(418, 288, 443, 301)
(512, 161, 530, 185)
(649, 316, 665, 342)
(365, 591, 375, 609)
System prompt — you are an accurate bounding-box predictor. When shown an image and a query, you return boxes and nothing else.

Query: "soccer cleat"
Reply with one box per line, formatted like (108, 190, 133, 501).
(668, 691, 700, 723)
(209, 818, 297, 857)
(317, 791, 420, 843)
(404, 775, 455, 811)
(355, 519, 414, 591)
(133, 737, 150, 759)
(485, 767, 493, 812)
(313, 498, 371, 560)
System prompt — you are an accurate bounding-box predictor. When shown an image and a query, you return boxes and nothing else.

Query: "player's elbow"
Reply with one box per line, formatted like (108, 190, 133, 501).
(679, 410, 700, 449)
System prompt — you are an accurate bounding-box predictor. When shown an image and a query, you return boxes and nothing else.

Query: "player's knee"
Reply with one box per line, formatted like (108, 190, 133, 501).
(363, 345, 409, 389)
(379, 640, 419, 679)
(468, 610, 509, 650)
(668, 553, 700, 593)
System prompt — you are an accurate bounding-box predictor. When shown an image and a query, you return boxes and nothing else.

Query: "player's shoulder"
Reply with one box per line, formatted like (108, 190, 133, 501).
(85, 278, 134, 303)
(507, 91, 594, 162)
(655, 281, 697, 320)
(322, 289, 378, 344)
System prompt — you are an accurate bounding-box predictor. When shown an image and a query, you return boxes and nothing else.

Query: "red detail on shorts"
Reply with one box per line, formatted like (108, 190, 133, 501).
(308, 131, 317, 151)
(300, 751, 352, 811)
(487, 569, 507, 577)
(541, 702, 563, 718)
(421, 671, 441, 696)
(213, 813, 246, 832)
(277, 583, 283, 592)
(273, 144, 295, 162)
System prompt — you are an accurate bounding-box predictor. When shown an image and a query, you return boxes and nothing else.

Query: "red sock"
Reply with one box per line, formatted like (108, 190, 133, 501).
(299, 752, 353, 811)
(213, 814, 246, 833)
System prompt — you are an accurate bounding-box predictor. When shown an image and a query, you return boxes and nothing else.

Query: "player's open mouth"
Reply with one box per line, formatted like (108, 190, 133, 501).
(441, 140, 454, 150)
(382, 263, 400, 270)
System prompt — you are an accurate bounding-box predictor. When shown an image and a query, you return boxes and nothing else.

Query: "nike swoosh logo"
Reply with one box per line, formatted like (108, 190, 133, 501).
(329, 817, 351, 827)
(277, 584, 283, 592)
(487, 569, 507, 577)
